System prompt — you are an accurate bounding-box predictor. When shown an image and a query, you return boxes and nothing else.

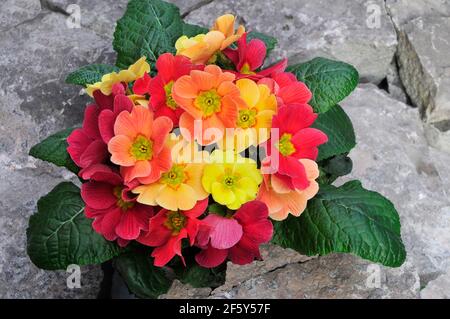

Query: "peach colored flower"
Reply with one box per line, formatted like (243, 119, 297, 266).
(108, 106, 173, 184)
(257, 159, 320, 221)
(175, 14, 245, 64)
(172, 65, 244, 146)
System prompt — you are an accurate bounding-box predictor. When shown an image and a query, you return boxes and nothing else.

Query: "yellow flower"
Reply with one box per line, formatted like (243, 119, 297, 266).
(133, 134, 209, 211)
(202, 150, 262, 210)
(218, 79, 277, 152)
(175, 14, 245, 64)
(86, 56, 150, 97)
(128, 94, 149, 107)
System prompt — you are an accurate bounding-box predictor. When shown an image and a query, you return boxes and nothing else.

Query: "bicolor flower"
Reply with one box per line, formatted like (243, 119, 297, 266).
(137, 198, 209, 267)
(218, 78, 277, 152)
(108, 106, 173, 184)
(81, 164, 154, 246)
(145, 53, 198, 126)
(175, 14, 245, 64)
(195, 201, 273, 268)
(132, 134, 209, 211)
(264, 72, 313, 107)
(86, 56, 150, 96)
(258, 159, 320, 221)
(172, 65, 244, 146)
(98, 93, 134, 144)
(263, 104, 327, 191)
(202, 150, 262, 210)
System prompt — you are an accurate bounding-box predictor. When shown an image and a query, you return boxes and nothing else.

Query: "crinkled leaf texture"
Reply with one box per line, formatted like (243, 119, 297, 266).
(66, 64, 120, 87)
(114, 252, 172, 299)
(272, 181, 406, 267)
(29, 128, 79, 174)
(288, 57, 359, 113)
(113, 0, 183, 69)
(313, 104, 356, 161)
(27, 182, 122, 270)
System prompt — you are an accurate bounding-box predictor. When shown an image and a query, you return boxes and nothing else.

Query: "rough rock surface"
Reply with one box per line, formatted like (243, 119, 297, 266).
(185, 0, 397, 84)
(1, 0, 450, 299)
(385, 0, 450, 27)
(341, 85, 450, 287)
(420, 267, 450, 299)
(0, 0, 41, 32)
(386, 1, 450, 153)
(0, 4, 119, 298)
(163, 253, 419, 299)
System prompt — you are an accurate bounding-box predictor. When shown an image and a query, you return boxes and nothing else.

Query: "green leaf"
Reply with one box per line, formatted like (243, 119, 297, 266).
(66, 64, 120, 87)
(29, 128, 79, 174)
(313, 104, 356, 161)
(177, 263, 226, 288)
(208, 203, 227, 217)
(114, 252, 172, 298)
(182, 22, 208, 37)
(288, 57, 359, 113)
(318, 154, 353, 185)
(247, 31, 277, 56)
(113, 0, 183, 69)
(27, 182, 122, 270)
(272, 181, 406, 267)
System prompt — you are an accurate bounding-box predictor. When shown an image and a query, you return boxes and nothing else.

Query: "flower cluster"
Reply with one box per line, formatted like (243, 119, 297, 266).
(68, 14, 328, 268)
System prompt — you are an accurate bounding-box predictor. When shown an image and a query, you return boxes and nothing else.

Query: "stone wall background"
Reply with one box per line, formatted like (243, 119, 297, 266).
(0, 0, 449, 299)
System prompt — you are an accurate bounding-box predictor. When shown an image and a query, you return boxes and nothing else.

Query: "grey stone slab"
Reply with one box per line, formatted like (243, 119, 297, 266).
(340, 84, 450, 285)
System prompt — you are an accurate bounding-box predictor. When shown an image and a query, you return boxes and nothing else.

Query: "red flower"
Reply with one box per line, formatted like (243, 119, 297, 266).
(146, 53, 197, 126)
(137, 198, 209, 267)
(67, 83, 131, 179)
(262, 104, 328, 190)
(259, 72, 313, 107)
(133, 72, 152, 96)
(195, 201, 273, 268)
(67, 104, 108, 173)
(81, 164, 154, 246)
(224, 32, 287, 79)
(98, 94, 134, 144)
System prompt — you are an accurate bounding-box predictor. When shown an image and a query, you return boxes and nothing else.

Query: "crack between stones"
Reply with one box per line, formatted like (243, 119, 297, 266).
(382, 0, 414, 107)
(1, 11, 49, 33)
(39, 0, 70, 16)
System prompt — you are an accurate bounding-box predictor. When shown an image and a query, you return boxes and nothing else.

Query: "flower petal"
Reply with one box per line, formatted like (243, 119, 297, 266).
(195, 245, 228, 268)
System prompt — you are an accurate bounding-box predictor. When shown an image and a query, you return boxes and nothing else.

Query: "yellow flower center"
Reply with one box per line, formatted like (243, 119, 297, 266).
(195, 89, 222, 117)
(276, 133, 296, 156)
(240, 63, 255, 75)
(130, 135, 153, 160)
(113, 186, 135, 211)
(220, 168, 240, 189)
(164, 81, 177, 110)
(164, 211, 187, 235)
(237, 108, 257, 129)
(161, 164, 188, 189)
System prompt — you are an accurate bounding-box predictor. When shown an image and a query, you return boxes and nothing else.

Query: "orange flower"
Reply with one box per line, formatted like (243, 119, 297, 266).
(108, 106, 173, 184)
(212, 14, 245, 50)
(172, 65, 244, 146)
(218, 78, 277, 152)
(175, 14, 245, 64)
(257, 159, 320, 221)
